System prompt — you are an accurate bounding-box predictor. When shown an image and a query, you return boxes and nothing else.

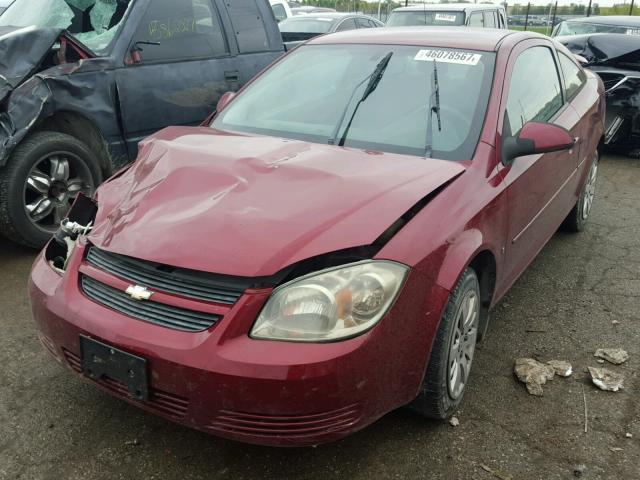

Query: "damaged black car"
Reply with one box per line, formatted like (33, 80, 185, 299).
(557, 31, 640, 156)
(0, 0, 288, 247)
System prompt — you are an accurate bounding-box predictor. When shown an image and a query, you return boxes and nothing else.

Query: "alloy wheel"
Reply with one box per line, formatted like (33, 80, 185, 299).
(23, 152, 95, 232)
(581, 158, 598, 221)
(447, 289, 480, 400)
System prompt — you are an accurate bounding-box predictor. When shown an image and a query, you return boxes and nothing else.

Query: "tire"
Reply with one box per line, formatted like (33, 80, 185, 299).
(562, 152, 599, 233)
(410, 268, 481, 419)
(0, 131, 102, 248)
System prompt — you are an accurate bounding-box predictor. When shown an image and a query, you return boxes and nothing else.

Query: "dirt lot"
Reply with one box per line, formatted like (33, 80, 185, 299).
(0, 154, 638, 480)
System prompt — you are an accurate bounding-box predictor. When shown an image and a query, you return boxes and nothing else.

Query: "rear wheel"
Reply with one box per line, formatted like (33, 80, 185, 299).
(411, 268, 480, 419)
(0, 132, 101, 248)
(562, 152, 599, 233)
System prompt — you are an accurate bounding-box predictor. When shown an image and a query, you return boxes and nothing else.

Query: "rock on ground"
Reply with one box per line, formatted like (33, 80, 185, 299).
(594, 348, 629, 365)
(588, 367, 624, 392)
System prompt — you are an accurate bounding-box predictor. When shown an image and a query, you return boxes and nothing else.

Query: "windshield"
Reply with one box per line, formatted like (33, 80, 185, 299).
(386, 11, 465, 27)
(279, 17, 335, 33)
(555, 20, 640, 37)
(0, 0, 132, 55)
(214, 44, 495, 160)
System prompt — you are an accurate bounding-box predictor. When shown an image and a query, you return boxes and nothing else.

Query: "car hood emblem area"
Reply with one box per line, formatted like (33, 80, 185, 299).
(125, 285, 154, 301)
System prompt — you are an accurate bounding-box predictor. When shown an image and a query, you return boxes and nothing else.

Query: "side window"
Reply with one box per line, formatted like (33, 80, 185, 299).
(468, 12, 484, 27)
(226, 0, 270, 53)
(336, 18, 357, 32)
(133, 0, 227, 63)
(484, 11, 496, 28)
(272, 4, 287, 22)
(559, 52, 587, 101)
(356, 17, 373, 29)
(505, 46, 564, 135)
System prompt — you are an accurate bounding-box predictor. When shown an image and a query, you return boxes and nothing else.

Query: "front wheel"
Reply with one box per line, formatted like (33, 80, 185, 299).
(410, 268, 480, 419)
(562, 152, 599, 233)
(0, 131, 101, 248)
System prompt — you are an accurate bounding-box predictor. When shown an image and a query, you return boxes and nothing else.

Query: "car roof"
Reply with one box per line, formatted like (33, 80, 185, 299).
(562, 15, 640, 27)
(393, 3, 503, 13)
(308, 27, 519, 51)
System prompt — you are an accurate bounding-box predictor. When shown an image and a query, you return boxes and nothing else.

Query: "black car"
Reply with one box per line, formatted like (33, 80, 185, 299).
(553, 15, 640, 37)
(555, 18, 640, 155)
(279, 12, 383, 42)
(0, 0, 292, 248)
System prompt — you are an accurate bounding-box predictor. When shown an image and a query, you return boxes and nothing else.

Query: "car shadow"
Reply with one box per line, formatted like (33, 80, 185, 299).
(0, 236, 38, 259)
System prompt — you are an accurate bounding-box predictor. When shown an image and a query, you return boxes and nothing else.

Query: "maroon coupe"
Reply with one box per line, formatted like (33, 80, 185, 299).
(30, 28, 604, 446)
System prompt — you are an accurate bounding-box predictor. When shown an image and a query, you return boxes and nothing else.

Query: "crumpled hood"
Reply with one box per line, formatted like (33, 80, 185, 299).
(90, 127, 465, 277)
(0, 26, 63, 102)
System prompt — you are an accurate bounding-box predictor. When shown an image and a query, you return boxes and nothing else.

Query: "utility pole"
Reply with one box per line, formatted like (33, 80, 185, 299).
(524, 2, 530, 31)
(587, 0, 592, 17)
(630, 0, 635, 15)
(551, 1, 558, 32)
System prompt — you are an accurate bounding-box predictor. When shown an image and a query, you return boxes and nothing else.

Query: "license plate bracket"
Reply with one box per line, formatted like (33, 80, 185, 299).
(80, 335, 149, 401)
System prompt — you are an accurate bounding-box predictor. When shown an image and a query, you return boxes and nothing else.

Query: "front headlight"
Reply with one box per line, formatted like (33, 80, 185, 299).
(250, 261, 409, 342)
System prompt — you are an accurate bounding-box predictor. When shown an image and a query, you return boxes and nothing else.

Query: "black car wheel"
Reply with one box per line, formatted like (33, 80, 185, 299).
(410, 268, 480, 419)
(0, 131, 101, 248)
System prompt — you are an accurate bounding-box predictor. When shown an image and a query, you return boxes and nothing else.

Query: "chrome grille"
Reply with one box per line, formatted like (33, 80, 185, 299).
(80, 275, 220, 332)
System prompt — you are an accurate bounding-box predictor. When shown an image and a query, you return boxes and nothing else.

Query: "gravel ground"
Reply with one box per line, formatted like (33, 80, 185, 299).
(0, 154, 638, 480)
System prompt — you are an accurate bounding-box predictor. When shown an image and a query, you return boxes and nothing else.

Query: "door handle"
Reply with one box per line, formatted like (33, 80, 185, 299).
(225, 70, 240, 90)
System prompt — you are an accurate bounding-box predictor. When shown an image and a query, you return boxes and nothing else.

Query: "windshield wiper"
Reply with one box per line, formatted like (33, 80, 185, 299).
(328, 52, 393, 147)
(425, 59, 442, 158)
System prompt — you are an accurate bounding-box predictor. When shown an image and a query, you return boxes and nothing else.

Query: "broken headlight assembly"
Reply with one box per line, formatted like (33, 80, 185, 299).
(250, 261, 408, 342)
(44, 194, 97, 274)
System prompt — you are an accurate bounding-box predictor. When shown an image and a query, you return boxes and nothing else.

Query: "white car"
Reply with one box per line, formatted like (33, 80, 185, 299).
(270, 0, 292, 22)
(387, 3, 508, 29)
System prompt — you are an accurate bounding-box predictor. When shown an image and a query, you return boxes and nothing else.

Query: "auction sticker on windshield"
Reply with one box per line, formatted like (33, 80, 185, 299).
(415, 49, 482, 66)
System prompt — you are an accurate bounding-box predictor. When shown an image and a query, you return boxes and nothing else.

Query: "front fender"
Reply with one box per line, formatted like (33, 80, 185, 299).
(0, 76, 53, 167)
(435, 228, 485, 292)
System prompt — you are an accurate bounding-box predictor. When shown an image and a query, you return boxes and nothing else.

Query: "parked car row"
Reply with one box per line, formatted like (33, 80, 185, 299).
(25, 0, 605, 446)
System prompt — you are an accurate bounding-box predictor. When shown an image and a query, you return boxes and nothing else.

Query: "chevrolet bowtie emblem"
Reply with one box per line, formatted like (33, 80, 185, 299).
(125, 285, 154, 301)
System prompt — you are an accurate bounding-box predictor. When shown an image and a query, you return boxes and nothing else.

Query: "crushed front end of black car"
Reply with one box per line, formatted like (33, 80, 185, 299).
(560, 33, 640, 155)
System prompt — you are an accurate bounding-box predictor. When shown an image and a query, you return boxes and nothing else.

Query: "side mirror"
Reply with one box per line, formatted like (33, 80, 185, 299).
(216, 91, 237, 114)
(127, 41, 161, 64)
(502, 121, 574, 165)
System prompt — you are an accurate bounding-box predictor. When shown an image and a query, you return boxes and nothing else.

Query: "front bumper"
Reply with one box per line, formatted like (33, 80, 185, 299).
(29, 242, 449, 446)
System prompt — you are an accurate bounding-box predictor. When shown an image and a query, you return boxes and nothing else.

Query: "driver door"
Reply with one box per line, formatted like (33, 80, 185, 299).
(499, 41, 582, 286)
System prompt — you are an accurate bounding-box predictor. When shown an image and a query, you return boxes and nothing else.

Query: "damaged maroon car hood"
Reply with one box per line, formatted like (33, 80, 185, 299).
(90, 127, 465, 277)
